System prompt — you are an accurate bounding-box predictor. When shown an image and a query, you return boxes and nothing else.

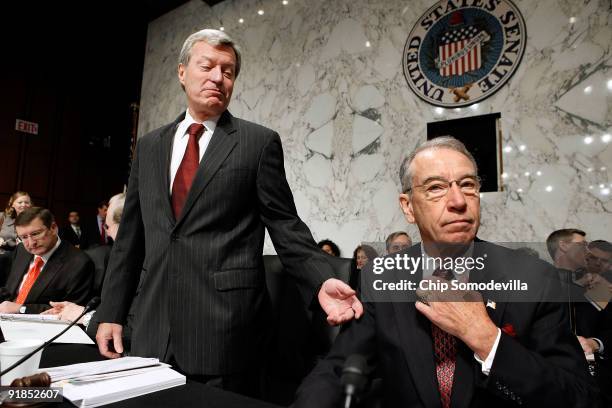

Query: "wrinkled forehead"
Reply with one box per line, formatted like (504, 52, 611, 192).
(410, 147, 477, 182)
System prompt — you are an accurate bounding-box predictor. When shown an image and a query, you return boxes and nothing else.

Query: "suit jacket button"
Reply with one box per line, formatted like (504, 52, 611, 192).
(171, 234, 178, 242)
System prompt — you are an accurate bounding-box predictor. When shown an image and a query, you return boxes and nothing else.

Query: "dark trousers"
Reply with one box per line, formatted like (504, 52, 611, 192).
(164, 340, 263, 399)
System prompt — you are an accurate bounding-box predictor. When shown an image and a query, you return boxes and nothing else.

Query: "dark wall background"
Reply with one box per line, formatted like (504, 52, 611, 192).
(0, 2, 151, 226)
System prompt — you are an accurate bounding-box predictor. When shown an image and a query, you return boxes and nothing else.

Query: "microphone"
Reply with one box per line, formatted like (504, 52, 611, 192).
(341, 354, 368, 408)
(0, 297, 101, 380)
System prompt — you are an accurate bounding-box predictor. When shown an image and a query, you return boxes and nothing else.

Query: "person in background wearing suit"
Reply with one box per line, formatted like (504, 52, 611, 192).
(0, 207, 93, 314)
(94, 28, 362, 396)
(59, 211, 87, 249)
(385, 231, 412, 254)
(295, 137, 598, 407)
(84, 201, 112, 248)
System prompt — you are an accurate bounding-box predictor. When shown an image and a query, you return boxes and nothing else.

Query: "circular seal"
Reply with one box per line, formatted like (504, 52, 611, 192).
(403, 0, 526, 108)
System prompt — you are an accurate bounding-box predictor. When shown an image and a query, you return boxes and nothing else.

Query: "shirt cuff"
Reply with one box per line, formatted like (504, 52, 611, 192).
(592, 337, 604, 353)
(473, 328, 501, 375)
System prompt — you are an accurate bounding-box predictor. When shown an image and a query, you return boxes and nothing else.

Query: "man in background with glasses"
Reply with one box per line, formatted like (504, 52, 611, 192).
(295, 136, 598, 407)
(0, 207, 94, 314)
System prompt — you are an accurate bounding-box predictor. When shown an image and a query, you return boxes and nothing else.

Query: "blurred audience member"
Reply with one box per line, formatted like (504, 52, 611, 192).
(317, 239, 340, 257)
(85, 201, 112, 248)
(546, 228, 587, 275)
(59, 211, 88, 249)
(0, 192, 32, 253)
(0, 207, 93, 313)
(516, 246, 540, 259)
(385, 231, 412, 254)
(349, 244, 378, 290)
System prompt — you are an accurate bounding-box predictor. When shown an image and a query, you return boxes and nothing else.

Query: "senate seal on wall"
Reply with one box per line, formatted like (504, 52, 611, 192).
(403, 0, 526, 107)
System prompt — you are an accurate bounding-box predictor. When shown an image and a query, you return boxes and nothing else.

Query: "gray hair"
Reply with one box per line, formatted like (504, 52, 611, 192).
(385, 231, 411, 251)
(108, 193, 126, 225)
(178, 29, 242, 78)
(399, 136, 478, 193)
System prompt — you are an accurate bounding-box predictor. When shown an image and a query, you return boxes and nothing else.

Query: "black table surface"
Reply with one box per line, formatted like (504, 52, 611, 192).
(37, 344, 282, 408)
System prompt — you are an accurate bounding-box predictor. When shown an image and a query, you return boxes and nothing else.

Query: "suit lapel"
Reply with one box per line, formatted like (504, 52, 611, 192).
(158, 114, 184, 225)
(25, 242, 67, 303)
(470, 241, 508, 327)
(9, 247, 33, 296)
(174, 110, 238, 227)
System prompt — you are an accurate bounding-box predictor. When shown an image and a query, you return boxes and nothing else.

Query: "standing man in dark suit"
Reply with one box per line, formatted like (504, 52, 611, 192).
(95, 29, 362, 395)
(295, 137, 599, 407)
(0, 207, 94, 314)
(59, 211, 87, 248)
(84, 201, 112, 248)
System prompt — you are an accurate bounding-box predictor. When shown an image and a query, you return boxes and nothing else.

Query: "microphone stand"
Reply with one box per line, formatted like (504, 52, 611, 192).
(0, 298, 99, 382)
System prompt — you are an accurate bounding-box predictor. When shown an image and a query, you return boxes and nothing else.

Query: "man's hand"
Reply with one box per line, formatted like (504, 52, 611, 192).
(41, 301, 85, 322)
(577, 336, 600, 354)
(415, 288, 498, 360)
(0, 301, 22, 313)
(318, 278, 363, 325)
(96, 323, 124, 358)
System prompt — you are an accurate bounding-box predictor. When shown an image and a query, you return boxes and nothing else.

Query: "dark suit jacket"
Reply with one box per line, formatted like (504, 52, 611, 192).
(96, 111, 334, 375)
(0, 241, 94, 314)
(295, 242, 599, 408)
(59, 225, 88, 249)
(83, 218, 112, 248)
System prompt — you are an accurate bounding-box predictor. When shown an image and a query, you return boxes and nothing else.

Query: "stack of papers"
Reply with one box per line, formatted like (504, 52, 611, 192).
(46, 357, 185, 408)
(0, 315, 93, 344)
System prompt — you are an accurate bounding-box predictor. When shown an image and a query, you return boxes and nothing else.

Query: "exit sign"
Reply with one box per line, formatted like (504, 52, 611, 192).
(15, 119, 39, 135)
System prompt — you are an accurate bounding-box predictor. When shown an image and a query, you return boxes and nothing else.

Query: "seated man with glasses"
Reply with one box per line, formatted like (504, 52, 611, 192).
(295, 136, 598, 407)
(0, 207, 94, 314)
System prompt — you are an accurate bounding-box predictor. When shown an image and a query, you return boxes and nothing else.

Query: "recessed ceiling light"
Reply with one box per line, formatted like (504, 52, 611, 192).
(584, 86, 592, 94)
(545, 185, 553, 192)
(258, 9, 264, 15)
(219, 26, 224, 31)
(365, 41, 371, 47)
(602, 133, 611, 143)
(282, 0, 289, 4)
(584, 136, 593, 144)
(239, 18, 244, 23)
(519, 144, 526, 151)
(569, 16, 576, 24)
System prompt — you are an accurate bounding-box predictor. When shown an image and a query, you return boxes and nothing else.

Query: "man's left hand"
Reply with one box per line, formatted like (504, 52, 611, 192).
(318, 278, 363, 325)
(0, 301, 22, 313)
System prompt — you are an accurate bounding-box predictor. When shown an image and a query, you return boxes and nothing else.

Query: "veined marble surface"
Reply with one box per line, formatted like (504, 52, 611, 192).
(139, 0, 611, 256)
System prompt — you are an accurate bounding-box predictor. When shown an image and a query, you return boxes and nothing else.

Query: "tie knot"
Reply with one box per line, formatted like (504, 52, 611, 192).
(432, 268, 455, 281)
(187, 123, 205, 140)
(34, 256, 44, 268)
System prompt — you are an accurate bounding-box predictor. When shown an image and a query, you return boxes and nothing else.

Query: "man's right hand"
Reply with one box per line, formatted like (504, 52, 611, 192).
(96, 323, 124, 358)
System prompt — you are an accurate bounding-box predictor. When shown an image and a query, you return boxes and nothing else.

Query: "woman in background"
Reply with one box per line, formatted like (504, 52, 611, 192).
(0, 191, 32, 253)
(349, 244, 378, 290)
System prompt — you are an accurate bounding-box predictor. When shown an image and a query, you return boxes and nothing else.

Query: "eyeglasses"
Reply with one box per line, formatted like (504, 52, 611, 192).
(389, 244, 411, 252)
(407, 176, 481, 200)
(18, 228, 48, 242)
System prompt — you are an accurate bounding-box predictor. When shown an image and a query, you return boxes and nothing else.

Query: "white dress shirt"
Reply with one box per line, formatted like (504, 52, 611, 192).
(18, 237, 62, 292)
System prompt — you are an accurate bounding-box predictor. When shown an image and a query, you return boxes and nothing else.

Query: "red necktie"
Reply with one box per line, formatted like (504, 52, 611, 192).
(431, 267, 457, 408)
(172, 123, 205, 218)
(16, 257, 45, 304)
(100, 221, 106, 244)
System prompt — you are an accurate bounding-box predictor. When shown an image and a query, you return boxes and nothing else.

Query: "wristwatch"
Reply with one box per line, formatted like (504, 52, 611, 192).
(19, 305, 27, 314)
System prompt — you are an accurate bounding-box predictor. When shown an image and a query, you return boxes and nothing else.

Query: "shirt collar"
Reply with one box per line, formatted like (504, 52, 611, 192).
(37, 236, 62, 264)
(178, 109, 220, 138)
(420, 241, 474, 276)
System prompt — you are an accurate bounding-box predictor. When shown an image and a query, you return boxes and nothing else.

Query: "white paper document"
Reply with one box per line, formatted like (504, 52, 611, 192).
(47, 357, 186, 408)
(0, 320, 94, 344)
